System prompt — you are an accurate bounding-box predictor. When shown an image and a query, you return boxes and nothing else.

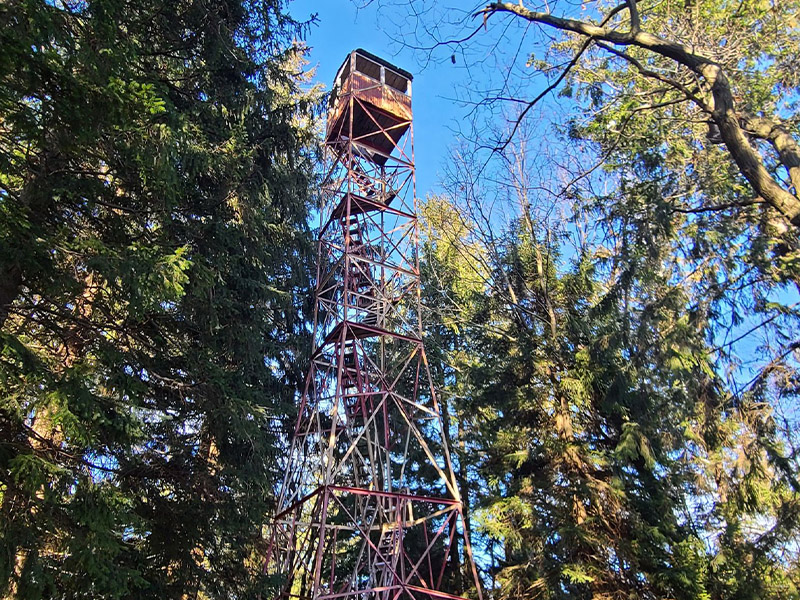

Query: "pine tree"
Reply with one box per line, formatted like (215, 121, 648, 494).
(420, 167, 800, 598)
(0, 1, 319, 597)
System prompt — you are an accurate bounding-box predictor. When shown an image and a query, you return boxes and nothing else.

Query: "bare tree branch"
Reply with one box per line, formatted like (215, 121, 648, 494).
(594, 41, 708, 110)
(493, 36, 594, 154)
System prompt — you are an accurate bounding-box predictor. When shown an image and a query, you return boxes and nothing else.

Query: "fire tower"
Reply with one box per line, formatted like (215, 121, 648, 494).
(266, 50, 482, 600)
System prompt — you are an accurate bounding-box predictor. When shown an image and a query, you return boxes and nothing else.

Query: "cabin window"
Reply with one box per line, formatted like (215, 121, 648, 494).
(355, 54, 382, 81)
(384, 70, 408, 94)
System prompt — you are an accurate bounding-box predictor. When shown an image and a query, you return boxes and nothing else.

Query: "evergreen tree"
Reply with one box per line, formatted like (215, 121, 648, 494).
(420, 157, 800, 598)
(0, 0, 319, 597)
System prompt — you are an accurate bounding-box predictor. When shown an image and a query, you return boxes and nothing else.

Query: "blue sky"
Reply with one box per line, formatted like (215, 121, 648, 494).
(291, 0, 472, 197)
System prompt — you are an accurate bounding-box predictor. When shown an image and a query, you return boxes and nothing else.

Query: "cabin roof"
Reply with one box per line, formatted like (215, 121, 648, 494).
(335, 48, 414, 83)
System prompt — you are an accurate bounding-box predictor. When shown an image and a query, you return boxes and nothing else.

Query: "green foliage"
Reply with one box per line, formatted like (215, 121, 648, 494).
(0, 0, 319, 597)
(556, 0, 800, 272)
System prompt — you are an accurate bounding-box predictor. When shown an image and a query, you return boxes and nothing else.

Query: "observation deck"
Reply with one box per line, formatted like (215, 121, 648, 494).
(326, 49, 413, 164)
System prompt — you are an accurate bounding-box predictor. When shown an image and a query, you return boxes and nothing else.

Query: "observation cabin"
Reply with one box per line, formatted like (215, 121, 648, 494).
(326, 49, 413, 165)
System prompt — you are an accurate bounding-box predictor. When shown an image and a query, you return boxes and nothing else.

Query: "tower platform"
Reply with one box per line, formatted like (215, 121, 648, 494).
(326, 49, 413, 163)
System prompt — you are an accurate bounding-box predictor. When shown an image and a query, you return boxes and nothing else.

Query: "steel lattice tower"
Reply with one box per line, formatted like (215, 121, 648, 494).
(266, 50, 482, 600)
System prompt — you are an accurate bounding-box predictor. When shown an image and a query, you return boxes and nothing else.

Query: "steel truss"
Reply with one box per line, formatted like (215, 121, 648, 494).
(266, 50, 482, 600)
